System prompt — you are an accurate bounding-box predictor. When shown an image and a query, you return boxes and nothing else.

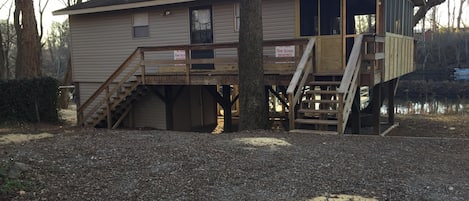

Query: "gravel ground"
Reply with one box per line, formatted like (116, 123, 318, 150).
(1, 128, 468, 201)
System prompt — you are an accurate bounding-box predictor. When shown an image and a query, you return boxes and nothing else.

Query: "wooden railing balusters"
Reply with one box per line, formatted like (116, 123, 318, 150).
(78, 39, 311, 128)
(106, 86, 111, 129)
(185, 48, 191, 84)
(140, 50, 145, 85)
(286, 37, 316, 130)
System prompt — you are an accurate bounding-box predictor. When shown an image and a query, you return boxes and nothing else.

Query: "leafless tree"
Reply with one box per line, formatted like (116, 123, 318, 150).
(456, 0, 466, 30)
(38, 0, 50, 43)
(0, 1, 15, 79)
(413, 0, 447, 27)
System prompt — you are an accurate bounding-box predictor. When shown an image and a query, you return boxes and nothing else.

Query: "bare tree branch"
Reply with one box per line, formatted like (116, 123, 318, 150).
(414, 0, 447, 27)
(38, 0, 50, 42)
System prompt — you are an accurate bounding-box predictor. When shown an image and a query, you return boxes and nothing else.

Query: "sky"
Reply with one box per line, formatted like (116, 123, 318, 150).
(0, 0, 468, 35)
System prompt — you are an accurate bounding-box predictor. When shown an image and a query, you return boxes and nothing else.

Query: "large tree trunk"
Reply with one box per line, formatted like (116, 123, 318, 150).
(238, 0, 269, 131)
(14, 0, 41, 79)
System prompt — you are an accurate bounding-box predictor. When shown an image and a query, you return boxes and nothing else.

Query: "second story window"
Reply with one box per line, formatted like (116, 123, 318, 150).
(234, 3, 240, 32)
(133, 13, 149, 38)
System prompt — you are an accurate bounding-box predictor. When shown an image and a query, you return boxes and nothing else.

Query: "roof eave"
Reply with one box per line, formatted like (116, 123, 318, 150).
(53, 0, 195, 16)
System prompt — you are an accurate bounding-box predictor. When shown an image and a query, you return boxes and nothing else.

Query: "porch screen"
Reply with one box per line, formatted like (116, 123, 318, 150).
(385, 0, 414, 36)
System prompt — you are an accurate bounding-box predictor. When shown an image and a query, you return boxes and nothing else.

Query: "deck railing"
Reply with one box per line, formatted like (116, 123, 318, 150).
(286, 37, 317, 130)
(336, 34, 365, 134)
(77, 39, 310, 127)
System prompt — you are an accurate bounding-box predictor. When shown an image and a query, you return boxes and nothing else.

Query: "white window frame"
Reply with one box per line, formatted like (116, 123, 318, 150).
(234, 3, 240, 32)
(132, 13, 149, 38)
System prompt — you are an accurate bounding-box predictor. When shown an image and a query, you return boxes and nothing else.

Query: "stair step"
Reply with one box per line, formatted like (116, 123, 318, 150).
(298, 109, 339, 114)
(306, 90, 340, 95)
(303, 99, 339, 104)
(290, 129, 338, 135)
(309, 81, 341, 86)
(295, 119, 338, 125)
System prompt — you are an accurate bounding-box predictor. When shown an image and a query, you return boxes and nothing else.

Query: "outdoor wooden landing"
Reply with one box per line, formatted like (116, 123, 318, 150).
(137, 71, 299, 86)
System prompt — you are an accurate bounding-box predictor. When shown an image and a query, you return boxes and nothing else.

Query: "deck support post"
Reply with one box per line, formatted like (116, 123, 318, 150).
(387, 79, 397, 125)
(164, 86, 174, 130)
(351, 86, 361, 134)
(203, 85, 235, 133)
(222, 85, 233, 132)
(372, 84, 382, 135)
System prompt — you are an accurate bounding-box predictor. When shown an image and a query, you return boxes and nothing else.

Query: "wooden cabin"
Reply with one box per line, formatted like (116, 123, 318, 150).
(54, 0, 419, 134)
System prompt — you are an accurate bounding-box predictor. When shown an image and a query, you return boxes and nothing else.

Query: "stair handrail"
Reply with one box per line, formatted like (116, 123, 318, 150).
(336, 34, 365, 134)
(77, 48, 143, 125)
(286, 37, 316, 130)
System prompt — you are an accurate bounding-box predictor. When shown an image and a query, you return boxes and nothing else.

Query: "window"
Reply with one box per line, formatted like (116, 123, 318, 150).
(234, 3, 240, 32)
(354, 14, 376, 34)
(133, 13, 149, 38)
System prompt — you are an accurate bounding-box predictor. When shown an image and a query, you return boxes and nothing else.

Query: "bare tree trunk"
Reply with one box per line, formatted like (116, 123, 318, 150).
(451, 0, 457, 30)
(431, 7, 437, 32)
(448, 0, 451, 32)
(456, 0, 466, 30)
(38, 0, 50, 42)
(238, 0, 269, 131)
(14, 0, 41, 79)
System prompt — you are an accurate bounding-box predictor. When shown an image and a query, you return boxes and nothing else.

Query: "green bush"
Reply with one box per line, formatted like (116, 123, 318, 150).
(0, 77, 59, 123)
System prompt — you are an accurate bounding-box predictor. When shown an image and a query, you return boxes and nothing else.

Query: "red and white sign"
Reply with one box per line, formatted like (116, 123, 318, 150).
(174, 50, 186, 60)
(275, 46, 295, 57)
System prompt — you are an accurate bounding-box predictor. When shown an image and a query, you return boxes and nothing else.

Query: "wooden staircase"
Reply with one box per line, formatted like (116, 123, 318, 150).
(88, 83, 150, 128)
(77, 48, 147, 128)
(292, 79, 342, 135)
(288, 34, 380, 134)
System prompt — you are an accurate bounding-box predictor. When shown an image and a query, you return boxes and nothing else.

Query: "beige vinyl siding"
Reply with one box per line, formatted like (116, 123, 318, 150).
(132, 93, 167, 129)
(76, 82, 109, 117)
(212, 0, 296, 59)
(71, 8, 190, 83)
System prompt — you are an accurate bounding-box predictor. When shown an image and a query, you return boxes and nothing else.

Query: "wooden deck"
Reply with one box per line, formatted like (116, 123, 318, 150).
(138, 72, 298, 86)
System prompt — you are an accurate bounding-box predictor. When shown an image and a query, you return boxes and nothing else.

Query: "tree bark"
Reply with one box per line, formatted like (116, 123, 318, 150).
(238, 0, 269, 131)
(14, 0, 41, 79)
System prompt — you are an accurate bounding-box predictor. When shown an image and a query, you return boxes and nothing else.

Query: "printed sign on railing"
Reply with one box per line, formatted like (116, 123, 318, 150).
(174, 50, 186, 66)
(275, 46, 295, 58)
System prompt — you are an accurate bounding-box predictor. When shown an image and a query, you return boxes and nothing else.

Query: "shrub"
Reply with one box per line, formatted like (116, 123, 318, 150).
(0, 77, 59, 123)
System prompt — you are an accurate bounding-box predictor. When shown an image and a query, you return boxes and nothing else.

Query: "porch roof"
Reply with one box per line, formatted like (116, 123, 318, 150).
(53, 0, 427, 16)
(53, 0, 195, 16)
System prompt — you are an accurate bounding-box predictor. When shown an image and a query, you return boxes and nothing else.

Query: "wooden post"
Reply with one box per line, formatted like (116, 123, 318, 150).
(106, 86, 112, 129)
(140, 50, 146, 85)
(388, 79, 397, 125)
(373, 84, 381, 135)
(165, 86, 174, 130)
(222, 85, 233, 132)
(351, 86, 361, 134)
(337, 93, 344, 134)
(288, 93, 295, 130)
(185, 48, 191, 84)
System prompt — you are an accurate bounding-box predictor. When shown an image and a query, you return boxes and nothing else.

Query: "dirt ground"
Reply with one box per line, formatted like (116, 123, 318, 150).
(0, 109, 468, 201)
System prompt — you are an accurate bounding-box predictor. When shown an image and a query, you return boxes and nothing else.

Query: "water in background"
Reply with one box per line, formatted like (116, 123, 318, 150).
(382, 99, 469, 115)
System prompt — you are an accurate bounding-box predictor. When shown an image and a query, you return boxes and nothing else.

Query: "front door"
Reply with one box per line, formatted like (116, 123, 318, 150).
(190, 6, 214, 69)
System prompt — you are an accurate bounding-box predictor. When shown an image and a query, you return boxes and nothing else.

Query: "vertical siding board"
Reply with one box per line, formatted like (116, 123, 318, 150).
(384, 33, 415, 81)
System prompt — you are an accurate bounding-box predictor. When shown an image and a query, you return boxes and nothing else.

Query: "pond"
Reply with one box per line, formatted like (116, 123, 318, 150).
(382, 99, 469, 115)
